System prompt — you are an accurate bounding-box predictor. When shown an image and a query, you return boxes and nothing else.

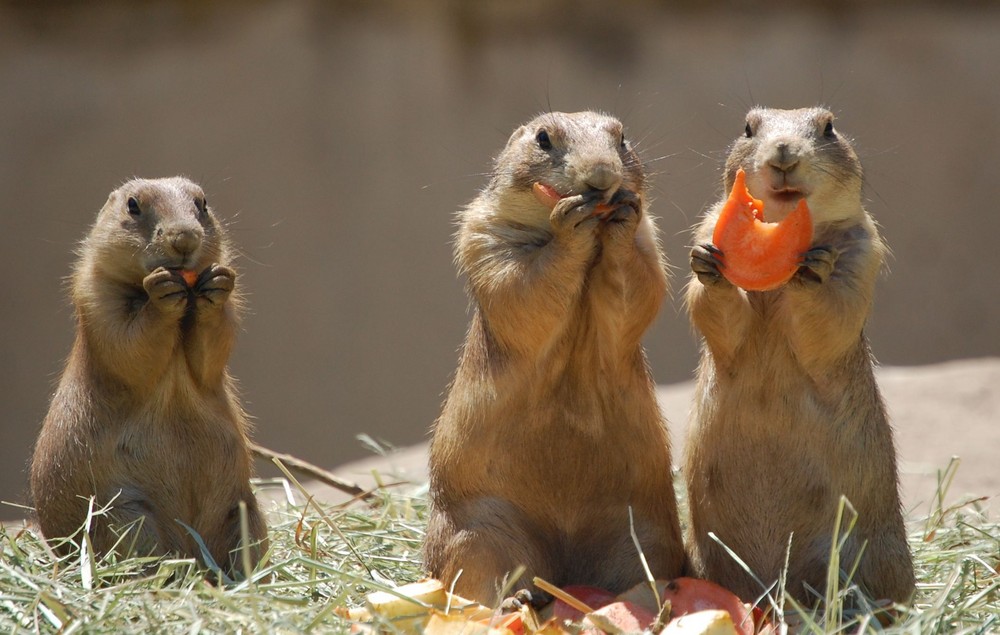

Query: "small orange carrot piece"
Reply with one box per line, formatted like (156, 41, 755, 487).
(532, 182, 563, 209)
(533, 182, 615, 217)
(180, 270, 198, 287)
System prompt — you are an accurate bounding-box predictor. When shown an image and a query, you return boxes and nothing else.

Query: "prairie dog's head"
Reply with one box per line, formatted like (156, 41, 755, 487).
(483, 111, 646, 229)
(81, 177, 227, 284)
(724, 107, 863, 224)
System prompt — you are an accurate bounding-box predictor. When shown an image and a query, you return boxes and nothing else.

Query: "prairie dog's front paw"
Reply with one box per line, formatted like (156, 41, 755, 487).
(794, 246, 839, 285)
(195, 263, 236, 306)
(143, 267, 189, 313)
(549, 194, 600, 236)
(691, 244, 730, 287)
(499, 588, 550, 612)
(600, 189, 641, 239)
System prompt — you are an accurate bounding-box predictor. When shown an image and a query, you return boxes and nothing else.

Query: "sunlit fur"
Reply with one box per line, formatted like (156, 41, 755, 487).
(684, 108, 914, 605)
(30, 177, 267, 575)
(424, 111, 684, 606)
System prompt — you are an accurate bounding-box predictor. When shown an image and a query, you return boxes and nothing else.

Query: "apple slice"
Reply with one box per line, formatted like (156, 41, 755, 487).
(711, 168, 812, 291)
(582, 600, 657, 633)
(618, 578, 754, 635)
(551, 585, 618, 622)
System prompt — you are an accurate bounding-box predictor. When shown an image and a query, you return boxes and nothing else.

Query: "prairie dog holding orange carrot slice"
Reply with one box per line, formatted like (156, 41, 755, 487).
(30, 177, 267, 575)
(684, 108, 914, 606)
(425, 111, 685, 606)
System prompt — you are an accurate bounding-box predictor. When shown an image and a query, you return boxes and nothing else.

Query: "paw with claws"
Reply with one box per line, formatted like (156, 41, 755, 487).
(194, 263, 236, 306)
(143, 267, 190, 313)
(600, 189, 642, 244)
(691, 243, 730, 287)
(499, 588, 550, 613)
(602, 189, 641, 225)
(794, 246, 839, 285)
(549, 194, 602, 236)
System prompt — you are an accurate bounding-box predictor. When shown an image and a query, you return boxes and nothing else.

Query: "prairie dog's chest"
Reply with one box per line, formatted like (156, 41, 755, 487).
(111, 370, 242, 468)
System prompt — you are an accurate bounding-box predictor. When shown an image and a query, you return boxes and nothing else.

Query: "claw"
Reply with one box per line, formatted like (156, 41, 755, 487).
(794, 245, 838, 285)
(691, 243, 731, 286)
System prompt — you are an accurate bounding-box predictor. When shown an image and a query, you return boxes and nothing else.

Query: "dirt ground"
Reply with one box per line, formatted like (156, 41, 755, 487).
(305, 357, 1000, 518)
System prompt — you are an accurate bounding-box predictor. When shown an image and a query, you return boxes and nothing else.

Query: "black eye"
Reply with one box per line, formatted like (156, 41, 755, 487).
(536, 129, 552, 151)
(195, 198, 207, 215)
(823, 120, 835, 137)
(127, 197, 141, 216)
(620, 134, 627, 149)
(745, 122, 754, 138)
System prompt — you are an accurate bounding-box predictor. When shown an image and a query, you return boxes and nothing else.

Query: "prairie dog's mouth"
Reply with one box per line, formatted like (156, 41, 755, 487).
(769, 187, 806, 204)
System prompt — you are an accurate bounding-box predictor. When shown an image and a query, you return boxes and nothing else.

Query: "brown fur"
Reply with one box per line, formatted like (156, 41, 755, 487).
(29, 177, 267, 576)
(424, 112, 685, 606)
(684, 108, 914, 605)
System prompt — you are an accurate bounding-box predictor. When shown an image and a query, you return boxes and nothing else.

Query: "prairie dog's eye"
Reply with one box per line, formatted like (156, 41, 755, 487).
(536, 129, 552, 151)
(195, 197, 207, 215)
(127, 197, 141, 216)
(744, 122, 754, 138)
(823, 120, 836, 137)
(620, 133, 627, 149)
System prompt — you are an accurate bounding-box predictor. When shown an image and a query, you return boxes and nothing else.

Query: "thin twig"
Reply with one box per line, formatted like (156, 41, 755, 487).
(250, 443, 371, 501)
(532, 577, 594, 615)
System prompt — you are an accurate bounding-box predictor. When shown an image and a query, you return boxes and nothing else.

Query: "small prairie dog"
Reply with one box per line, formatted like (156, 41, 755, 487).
(424, 111, 685, 606)
(30, 177, 267, 575)
(684, 107, 914, 605)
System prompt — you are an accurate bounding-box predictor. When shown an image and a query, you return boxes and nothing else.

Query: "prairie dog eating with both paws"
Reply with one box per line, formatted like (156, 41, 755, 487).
(30, 177, 267, 575)
(684, 107, 914, 605)
(424, 111, 685, 606)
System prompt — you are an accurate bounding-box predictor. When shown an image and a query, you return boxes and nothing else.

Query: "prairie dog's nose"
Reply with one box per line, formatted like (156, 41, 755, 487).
(584, 162, 622, 194)
(767, 141, 800, 173)
(167, 228, 202, 256)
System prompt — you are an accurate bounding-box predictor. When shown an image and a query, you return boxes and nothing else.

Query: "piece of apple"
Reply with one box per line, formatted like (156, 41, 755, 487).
(551, 585, 618, 622)
(618, 578, 755, 635)
(581, 600, 658, 634)
(662, 609, 739, 635)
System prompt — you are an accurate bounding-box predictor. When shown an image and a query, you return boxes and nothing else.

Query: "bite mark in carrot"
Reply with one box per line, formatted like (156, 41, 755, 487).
(712, 168, 813, 291)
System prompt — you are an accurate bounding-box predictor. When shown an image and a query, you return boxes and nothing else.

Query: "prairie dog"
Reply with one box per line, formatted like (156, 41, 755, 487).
(30, 177, 267, 575)
(424, 111, 685, 606)
(684, 108, 914, 605)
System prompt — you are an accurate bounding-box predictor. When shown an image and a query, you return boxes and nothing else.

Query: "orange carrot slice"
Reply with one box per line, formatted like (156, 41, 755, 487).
(532, 182, 614, 216)
(712, 168, 812, 291)
(180, 270, 198, 287)
(533, 182, 563, 209)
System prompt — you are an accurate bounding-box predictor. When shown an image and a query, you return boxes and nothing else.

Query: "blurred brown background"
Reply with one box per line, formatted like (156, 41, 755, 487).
(2, 1, 998, 519)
